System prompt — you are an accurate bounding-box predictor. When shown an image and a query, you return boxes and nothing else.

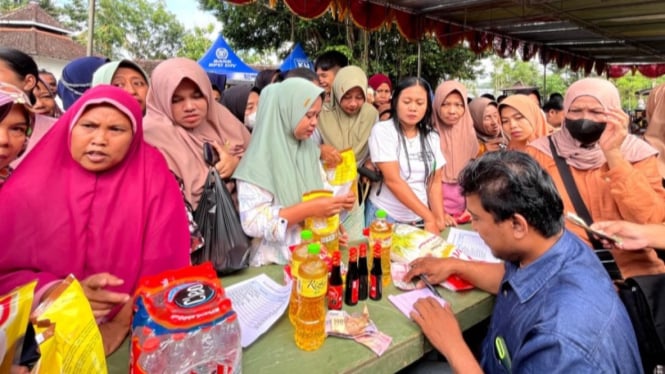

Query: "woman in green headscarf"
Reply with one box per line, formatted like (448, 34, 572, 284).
(234, 78, 356, 266)
(315, 66, 378, 240)
(91, 59, 150, 113)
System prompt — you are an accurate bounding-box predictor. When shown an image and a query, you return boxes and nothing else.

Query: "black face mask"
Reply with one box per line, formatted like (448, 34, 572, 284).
(565, 118, 606, 145)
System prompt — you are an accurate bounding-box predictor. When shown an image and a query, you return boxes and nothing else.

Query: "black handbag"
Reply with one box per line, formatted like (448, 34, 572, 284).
(549, 136, 665, 372)
(192, 167, 250, 275)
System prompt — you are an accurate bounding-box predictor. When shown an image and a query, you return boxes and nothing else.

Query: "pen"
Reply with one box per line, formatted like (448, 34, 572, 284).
(418, 274, 442, 299)
(494, 335, 512, 372)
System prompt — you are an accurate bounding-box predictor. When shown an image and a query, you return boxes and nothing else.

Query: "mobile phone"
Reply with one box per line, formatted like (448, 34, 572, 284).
(203, 142, 220, 166)
(565, 212, 622, 245)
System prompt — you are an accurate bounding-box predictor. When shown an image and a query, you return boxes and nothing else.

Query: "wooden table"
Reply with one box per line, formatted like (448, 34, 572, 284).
(107, 228, 495, 373)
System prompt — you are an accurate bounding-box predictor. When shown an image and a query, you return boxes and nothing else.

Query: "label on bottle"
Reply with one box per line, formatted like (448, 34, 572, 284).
(370, 275, 381, 299)
(298, 276, 327, 298)
(292, 260, 302, 281)
(351, 279, 359, 304)
(327, 285, 343, 310)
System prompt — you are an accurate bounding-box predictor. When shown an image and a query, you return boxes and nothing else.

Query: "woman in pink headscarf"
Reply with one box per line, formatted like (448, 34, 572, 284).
(499, 94, 549, 151)
(528, 78, 665, 279)
(432, 81, 477, 224)
(0, 83, 34, 187)
(0, 85, 191, 354)
(144, 58, 251, 210)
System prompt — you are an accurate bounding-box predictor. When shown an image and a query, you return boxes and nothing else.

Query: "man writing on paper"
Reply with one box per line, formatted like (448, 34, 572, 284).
(405, 151, 642, 373)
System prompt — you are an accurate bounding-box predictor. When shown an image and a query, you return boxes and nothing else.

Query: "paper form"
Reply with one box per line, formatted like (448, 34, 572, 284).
(225, 273, 292, 347)
(388, 288, 447, 320)
(446, 228, 501, 263)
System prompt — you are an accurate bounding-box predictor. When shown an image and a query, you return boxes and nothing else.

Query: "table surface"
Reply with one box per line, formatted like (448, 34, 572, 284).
(107, 227, 495, 374)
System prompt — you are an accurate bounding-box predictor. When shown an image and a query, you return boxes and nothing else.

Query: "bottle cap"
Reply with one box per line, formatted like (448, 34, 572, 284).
(349, 246, 357, 260)
(143, 337, 160, 352)
(307, 242, 321, 255)
(332, 251, 341, 264)
(362, 227, 370, 237)
(376, 209, 387, 219)
(301, 229, 313, 241)
(359, 243, 367, 257)
(373, 242, 382, 256)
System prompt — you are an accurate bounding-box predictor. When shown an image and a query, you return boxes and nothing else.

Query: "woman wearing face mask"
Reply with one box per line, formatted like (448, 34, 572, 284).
(221, 84, 260, 131)
(527, 78, 665, 279)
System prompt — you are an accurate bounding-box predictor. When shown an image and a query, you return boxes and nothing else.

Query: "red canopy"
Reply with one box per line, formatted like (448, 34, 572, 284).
(224, 0, 665, 78)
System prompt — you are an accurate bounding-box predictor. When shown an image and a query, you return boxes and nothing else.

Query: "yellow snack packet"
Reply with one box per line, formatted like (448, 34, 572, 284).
(31, 275, 107, 373)
(303, 189, 340, 252)
(0, 281, 36, 373)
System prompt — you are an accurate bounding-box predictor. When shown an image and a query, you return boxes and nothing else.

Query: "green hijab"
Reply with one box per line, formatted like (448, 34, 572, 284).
(318, 65, 378, 163)
(234, 78, 324, 207)
(91, 60, 150, 86)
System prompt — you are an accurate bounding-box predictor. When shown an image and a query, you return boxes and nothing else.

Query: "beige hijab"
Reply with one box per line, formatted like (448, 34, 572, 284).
(318, 66, 378, 164)
(143, 58, 251, 209)
(530, 78, 656, 170)
(432, 81, 478, 183)
(469, 97, 506, 143)
(645, 82, 665, 178)
(499, 94, 549, 152)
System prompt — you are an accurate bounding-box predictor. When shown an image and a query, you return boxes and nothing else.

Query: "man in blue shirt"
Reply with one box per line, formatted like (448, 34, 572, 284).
(405, 151, 642, 373)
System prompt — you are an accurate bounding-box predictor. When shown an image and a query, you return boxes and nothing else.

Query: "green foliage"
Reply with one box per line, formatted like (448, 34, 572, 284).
(612, 72, 665, 110)
(0, 0, 59, 14)
(178, 24, 215, 60)
(197, 0, 481, 85)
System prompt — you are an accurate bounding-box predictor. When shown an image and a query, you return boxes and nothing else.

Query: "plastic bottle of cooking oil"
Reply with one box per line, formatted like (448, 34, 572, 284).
(294, 243, 328, 351)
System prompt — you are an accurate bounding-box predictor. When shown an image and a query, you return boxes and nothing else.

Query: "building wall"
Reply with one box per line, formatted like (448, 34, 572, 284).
(33, 56, 67, 80)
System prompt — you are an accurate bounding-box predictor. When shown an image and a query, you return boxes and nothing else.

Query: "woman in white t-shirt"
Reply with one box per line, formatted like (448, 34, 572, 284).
(365, 77, 452, 234)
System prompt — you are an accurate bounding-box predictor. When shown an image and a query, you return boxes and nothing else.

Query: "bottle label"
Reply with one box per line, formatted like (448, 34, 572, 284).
(370, 275, 380, 299)
(327, 285, 343, 310)
(292, 260, 301, 280)
(351, 280, 359, 303)
(298, 276, 327, 298)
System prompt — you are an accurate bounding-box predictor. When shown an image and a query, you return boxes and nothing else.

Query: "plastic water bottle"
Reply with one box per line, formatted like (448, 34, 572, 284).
(139, 337, 165, 373)
(215, 316, 242, 374)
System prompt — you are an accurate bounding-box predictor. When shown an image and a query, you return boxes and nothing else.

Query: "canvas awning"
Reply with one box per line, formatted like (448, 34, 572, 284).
(223, 0, 665, 77)
(199, 34, 258, 83)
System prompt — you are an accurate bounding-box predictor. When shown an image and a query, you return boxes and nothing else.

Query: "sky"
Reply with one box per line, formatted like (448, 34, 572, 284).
(163, 0, 220, 34)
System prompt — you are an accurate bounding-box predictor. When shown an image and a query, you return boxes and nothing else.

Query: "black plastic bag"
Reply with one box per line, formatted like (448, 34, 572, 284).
(192, 167, 250, 274)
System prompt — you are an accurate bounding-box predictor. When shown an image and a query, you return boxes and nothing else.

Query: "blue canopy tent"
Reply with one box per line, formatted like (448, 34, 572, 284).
(279, 43, 314, 71)
(199, 35, 257, 84)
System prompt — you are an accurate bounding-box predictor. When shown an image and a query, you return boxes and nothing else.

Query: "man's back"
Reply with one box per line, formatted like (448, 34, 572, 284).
(481, 230, 642, 373)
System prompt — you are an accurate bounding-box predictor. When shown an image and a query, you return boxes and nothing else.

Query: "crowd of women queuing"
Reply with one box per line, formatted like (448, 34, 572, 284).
(1, 44, 665, 363)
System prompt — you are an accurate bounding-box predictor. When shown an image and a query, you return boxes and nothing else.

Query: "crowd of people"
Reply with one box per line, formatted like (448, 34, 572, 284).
(1, 45, 665, 372)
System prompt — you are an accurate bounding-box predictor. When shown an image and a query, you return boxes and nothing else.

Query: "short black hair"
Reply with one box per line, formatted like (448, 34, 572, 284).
(459, 151, 564, 237)
(0, 47, 39, 102)
(254, 69, 280, 91)
(497, 94, 507, 103)
(285, 67, 318, 82)
(481, 93, 496, 101)
(314, 50, 348, 71)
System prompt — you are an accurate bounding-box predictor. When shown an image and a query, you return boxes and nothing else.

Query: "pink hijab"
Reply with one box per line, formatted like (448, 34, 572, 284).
(143, 58, 251, 209)
(645, 82, 665, 178)
(0, 86, 190, 315)
(499, 94, 548, 151)
(432, 81, 478, 183)
(530, 78, 656, 169)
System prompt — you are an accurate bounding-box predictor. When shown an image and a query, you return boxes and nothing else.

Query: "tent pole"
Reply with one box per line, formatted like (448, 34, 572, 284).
(86, 0, 96, 56)
(417, 41, 422, 79)
(543, 60, 547, 100)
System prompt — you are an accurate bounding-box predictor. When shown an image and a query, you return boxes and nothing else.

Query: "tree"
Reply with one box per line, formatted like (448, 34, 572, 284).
(58, 0, 186, 60)
(612, 72, 665, 110)
(178, 24, 215, 60)
(197, 0, 481, 85)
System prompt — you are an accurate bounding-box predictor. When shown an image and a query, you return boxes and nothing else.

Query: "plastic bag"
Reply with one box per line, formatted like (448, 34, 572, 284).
(31, 275, 107, 373)
(193, 167, 250, 275)
(0, 281, 36, 372)
(131, 262, 241, 374)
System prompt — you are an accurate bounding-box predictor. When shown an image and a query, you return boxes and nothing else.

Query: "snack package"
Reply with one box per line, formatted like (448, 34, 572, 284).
(0, 281, 36, 373)
(391, 224, 455, 263)
(325, 149, 358, 199)
(31, 275, 107, 373)
(303, 189, 340, 252)
(131, 262, 241, 374)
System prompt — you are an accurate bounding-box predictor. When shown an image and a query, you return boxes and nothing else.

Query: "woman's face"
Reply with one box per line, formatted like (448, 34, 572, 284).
(245, 91, 259, 118)
(439, 91, 465, 126)
(0, 61, 35, 94)
(339, 86, 365, 116)
(396, 84, 428, 130)
(567, 96, 606, 122)
(111, 67, 149, 112)
(293, 97, 323, 140)
(70, 104, 133, 172)
(500, 106, 533, 143)
(32, 81, 57, 117)
(481, 104, 501, 136)
(374, 83, 391, 106)
(0, 105, 30, 169)
(171, 79, 208, 129)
